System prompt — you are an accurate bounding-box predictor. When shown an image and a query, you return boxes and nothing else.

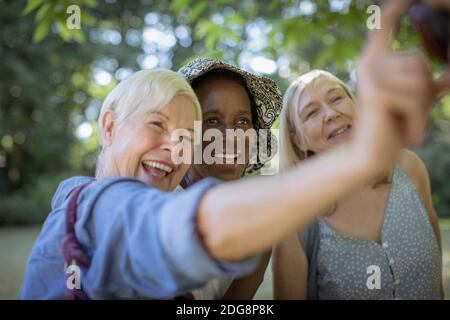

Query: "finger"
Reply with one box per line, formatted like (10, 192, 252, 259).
(375, 72, 432, 96)
(374, 92, 428, 145)
(381, 92, 425, 115)
(371, 54, 435, 97)
(379, 52, 430, 73)
(380, 82, 430, 100)
(370, 63, 434, 98)
(366, 0, 414, 55)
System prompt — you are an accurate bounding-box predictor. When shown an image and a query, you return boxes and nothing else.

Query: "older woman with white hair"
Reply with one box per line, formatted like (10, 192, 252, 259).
(20, 69, 214, 299)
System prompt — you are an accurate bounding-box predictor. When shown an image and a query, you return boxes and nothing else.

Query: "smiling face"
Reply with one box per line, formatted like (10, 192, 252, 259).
(189, 77, 254, 182)
(102, 94, 196, 191)
(294, 76, 357, 155)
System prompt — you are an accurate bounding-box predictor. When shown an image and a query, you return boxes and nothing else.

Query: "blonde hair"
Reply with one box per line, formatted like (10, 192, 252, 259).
(96, 69, 201, 174)
(279, 70, 357, 172)
(280, 70, 391, 188)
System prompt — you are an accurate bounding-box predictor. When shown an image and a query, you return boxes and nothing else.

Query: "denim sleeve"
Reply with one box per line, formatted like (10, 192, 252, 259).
(74, 177, 260, 299)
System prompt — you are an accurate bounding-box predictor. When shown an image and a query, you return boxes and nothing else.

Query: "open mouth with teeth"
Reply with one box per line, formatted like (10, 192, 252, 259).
(142, 160, 174, 178)
(214, 153, 239, 160)
(213, 152, 243, 165)
(327, 125, 352, 141)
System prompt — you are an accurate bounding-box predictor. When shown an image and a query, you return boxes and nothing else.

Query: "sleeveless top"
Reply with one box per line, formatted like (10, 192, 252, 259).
(315, 165, 441, 300)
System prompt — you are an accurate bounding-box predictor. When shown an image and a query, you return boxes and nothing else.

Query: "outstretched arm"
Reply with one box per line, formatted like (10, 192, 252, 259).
(197, 142, 386, 261)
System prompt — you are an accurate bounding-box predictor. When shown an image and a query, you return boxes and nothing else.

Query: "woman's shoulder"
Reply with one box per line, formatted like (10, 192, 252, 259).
(52, 175, 154, 210)
(397, 149, 429, 200)
(51, 176, 95, 210)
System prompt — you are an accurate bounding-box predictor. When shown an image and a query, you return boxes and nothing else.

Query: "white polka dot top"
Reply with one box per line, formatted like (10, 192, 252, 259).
(316, 165, 441, 300)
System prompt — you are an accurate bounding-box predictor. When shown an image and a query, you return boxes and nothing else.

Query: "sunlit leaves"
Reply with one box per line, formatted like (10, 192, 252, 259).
(11, 0, 450, 221)
(25, 0, 96, 43)
(23, 0, 46, 15)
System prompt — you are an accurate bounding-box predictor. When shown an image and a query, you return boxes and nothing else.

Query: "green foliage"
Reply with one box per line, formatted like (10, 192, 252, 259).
(417, 137, 450, 217)
(24, 0, 96, 43)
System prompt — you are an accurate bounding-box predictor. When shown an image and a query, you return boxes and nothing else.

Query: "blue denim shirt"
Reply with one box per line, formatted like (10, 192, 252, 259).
(19, 176, 259, 299)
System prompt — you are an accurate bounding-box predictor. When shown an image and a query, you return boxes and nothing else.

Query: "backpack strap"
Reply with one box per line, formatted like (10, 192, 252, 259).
(61, 181, 93, 300)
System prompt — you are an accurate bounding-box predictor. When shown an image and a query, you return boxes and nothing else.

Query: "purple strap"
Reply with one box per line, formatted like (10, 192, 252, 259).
(61, 182, 93, 300)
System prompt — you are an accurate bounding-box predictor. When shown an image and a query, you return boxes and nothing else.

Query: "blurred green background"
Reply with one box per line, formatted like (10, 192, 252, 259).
(0, 0, 449, 299)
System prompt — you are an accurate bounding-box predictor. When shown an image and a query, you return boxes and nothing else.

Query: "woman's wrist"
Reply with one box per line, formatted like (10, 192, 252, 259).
(342, 141, 382, 185)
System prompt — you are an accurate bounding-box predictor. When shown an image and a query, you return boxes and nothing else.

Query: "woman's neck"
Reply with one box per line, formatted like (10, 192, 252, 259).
(95, 160, 119, 180)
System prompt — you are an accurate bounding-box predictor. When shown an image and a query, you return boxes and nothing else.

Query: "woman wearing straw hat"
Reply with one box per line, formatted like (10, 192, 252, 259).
(178, 58, 282, 299)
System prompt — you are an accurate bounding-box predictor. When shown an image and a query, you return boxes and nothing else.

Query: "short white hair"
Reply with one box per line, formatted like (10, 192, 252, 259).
(98, 68, 201, 146)
(96, 69, 201, 176)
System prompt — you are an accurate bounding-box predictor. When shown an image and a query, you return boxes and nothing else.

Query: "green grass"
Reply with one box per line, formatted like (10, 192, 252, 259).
(0, 225, 41, 299)
(1, 219, 450, 300)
